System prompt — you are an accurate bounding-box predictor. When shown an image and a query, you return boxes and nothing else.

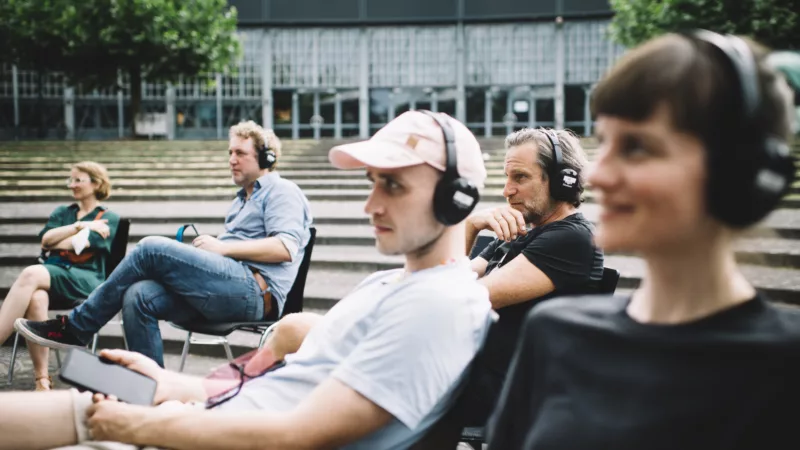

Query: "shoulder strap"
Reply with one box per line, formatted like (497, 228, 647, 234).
(95, 210, 105, 221)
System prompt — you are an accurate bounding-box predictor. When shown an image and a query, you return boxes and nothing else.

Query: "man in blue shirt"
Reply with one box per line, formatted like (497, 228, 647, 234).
(15, 121, 313, 367)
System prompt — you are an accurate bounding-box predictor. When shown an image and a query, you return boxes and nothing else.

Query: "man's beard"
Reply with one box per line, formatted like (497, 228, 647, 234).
(523, 198, 557, 226)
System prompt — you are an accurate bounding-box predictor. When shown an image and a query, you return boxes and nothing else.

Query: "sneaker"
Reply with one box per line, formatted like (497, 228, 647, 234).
(14, 316, 87, 350)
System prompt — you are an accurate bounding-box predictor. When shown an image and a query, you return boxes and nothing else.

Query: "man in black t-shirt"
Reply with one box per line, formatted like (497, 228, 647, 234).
(462, 128, 604, 425)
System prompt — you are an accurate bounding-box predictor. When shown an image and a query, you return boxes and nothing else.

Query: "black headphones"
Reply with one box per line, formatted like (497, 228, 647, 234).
(257, 144, 277, 170)
(542, 129, 580, 203)
(688, 30, 796, 227)
(419, 110, 481, 225)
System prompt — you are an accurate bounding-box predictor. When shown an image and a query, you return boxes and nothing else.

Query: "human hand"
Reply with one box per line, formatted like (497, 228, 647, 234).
(86, 219, 110, 239)
(97, 349, 170, 404)
(86, 399, 154, 444)
(468, 206, 527, 241)
(192, 235, 227, 256)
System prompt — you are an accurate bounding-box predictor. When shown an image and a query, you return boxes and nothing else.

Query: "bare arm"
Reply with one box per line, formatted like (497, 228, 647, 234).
(471, 256, 489, 278)
(193, 235, 292, 263)
(96, 378, 393, 450)
(41, 223, 82, 249)
(222, 237, 292, 263)
(465, 219, 481, 256)
(479, 254, 555, 309)
(465, 207, 527, 278)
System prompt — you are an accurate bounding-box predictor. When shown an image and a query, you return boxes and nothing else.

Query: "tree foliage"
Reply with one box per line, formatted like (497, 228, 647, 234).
(0, 0, 241, 135)
(609, 0, 800, 50)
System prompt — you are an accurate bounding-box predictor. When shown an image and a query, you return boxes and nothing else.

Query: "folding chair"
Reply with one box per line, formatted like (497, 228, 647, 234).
(456, 266, 621, 448)
(169, 227, 316, 372)
(470, 234, 495, 259)
(6, 218, 131, 384)
(599, 266, 621, 294)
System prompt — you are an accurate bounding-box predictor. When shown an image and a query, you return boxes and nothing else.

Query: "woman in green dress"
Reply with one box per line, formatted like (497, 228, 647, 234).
(0, 161, 119, 391)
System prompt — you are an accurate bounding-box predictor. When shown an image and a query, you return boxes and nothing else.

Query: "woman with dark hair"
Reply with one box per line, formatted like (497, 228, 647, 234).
(0, 161, 119, 391)
(487, 31, 799, 449)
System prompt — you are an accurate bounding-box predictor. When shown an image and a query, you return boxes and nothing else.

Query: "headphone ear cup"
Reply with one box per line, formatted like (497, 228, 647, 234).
(550, 167, 579, 203)
(259, 148, 277, 169)
(708, 137, 796, 227)
(434, 177, 480, 226)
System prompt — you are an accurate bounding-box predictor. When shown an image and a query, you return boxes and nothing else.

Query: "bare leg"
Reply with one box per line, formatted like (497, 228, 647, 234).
(265, 312, 324, 360)
(0, 265, 50, 345)
(26, 289, 52, 388)
(0, 390, 78, 450)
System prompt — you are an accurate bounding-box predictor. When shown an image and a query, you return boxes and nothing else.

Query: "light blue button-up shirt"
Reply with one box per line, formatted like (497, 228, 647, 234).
(219, 172, 313, 315)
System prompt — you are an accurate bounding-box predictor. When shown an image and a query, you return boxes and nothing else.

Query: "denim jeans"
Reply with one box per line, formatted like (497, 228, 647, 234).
(68, 236, 265, 367)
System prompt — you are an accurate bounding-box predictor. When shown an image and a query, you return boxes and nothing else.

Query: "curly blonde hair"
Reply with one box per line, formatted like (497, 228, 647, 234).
(72, 161, 111, 200)
(229, 121, 282, 171)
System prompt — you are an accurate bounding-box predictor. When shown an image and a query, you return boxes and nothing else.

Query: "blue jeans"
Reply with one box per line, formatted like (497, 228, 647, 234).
(69, 236, 264, 367)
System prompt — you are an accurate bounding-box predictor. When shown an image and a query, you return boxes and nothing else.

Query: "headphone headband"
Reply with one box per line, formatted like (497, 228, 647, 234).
(421, 111, 459, 180)
(685, 29, 796, 227)
(419, 110, 480, 225)
(542, 129, 579, 203)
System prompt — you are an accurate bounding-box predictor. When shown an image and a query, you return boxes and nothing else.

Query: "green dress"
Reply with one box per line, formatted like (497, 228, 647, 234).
(38, 204, 121, 309)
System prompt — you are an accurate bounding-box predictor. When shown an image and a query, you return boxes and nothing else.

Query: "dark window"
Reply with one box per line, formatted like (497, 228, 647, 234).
(464, 0, 555, 19)
(228, 0, 264, 22)
(270, 0, 359, 21)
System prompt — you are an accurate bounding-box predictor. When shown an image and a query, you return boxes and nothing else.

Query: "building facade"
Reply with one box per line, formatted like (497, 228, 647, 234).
(0, 0, 624, 140)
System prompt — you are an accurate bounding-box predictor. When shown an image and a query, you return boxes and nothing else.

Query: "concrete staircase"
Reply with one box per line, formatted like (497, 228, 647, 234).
(1, 138, 800, 353)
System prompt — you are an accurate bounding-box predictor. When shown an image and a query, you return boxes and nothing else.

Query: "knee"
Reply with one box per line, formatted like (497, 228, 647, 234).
(135, 236, 175, 256)
(121, 280, 161, 318)
(17, 265, 48, 288)
(268, 313, 318, 358)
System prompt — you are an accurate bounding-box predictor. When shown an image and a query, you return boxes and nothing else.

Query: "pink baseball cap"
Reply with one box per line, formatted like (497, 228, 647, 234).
(329, 111, 487, 188)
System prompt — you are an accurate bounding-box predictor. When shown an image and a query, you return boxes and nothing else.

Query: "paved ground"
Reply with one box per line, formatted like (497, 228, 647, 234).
(0, 344, 230, 392)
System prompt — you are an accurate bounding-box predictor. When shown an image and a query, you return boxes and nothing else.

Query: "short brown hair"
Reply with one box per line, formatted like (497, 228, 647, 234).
(229, 121, 282, 171)
(591, 33, 794, 149)
(72, 161, 111, 200)
(505, 127, 588, 207)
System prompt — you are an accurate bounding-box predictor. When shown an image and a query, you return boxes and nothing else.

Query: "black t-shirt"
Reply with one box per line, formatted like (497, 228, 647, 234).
(487, 294, 800, 450)
(478, 212, 604, 376)
(460, 213, 603, 425)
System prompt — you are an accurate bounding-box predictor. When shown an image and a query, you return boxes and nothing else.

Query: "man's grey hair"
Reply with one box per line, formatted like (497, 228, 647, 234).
(504, 128, 589, 207)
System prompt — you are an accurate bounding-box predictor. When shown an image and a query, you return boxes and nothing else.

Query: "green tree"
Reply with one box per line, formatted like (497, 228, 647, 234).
(0, 0, 241, 136)
(609, 0, 800, 49)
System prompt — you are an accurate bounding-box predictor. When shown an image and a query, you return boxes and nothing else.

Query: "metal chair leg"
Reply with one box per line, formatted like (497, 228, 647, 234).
(56, 349, 62, 368)
(179, 332, 191, 372)
(91, 334, 98, 354)
(258, 323, 279, 349)
(7, 333, 20, 384)
(222, 339, 234, 362)
(121, 328, 129, 351)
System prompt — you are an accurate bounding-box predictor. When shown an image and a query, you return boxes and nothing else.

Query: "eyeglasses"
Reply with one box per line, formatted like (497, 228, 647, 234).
(205, 360, 286, 409)
(66, 177, 92, 186)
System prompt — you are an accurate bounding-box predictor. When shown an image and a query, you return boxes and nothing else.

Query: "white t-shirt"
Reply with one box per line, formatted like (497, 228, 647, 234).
(217, 258, 493, 449)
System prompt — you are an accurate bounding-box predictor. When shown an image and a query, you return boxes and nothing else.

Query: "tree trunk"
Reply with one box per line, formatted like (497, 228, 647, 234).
(129, 67, 142, 138)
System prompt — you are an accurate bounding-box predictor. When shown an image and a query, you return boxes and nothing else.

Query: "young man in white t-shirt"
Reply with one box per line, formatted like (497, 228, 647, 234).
(0, 110, 493, 450)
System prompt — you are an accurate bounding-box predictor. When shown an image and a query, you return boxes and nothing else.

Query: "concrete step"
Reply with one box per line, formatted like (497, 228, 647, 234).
(304, 246, 800, 305)
(0, 176, 515, 190)
(2, 223, 799, 268)
(0, 169, 368, 180)
(0, 265, 367, 313)
(2, 188, 799, 208)
(3, 201, 800, 238)
(0, 223, 376, 247)
(0, 157, 503, 174)
(0, 161, 504, 171)
(0, 188, 511, 203)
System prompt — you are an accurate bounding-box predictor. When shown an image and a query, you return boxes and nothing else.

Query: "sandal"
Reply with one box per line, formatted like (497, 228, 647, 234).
(35, 375, 52, 391)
